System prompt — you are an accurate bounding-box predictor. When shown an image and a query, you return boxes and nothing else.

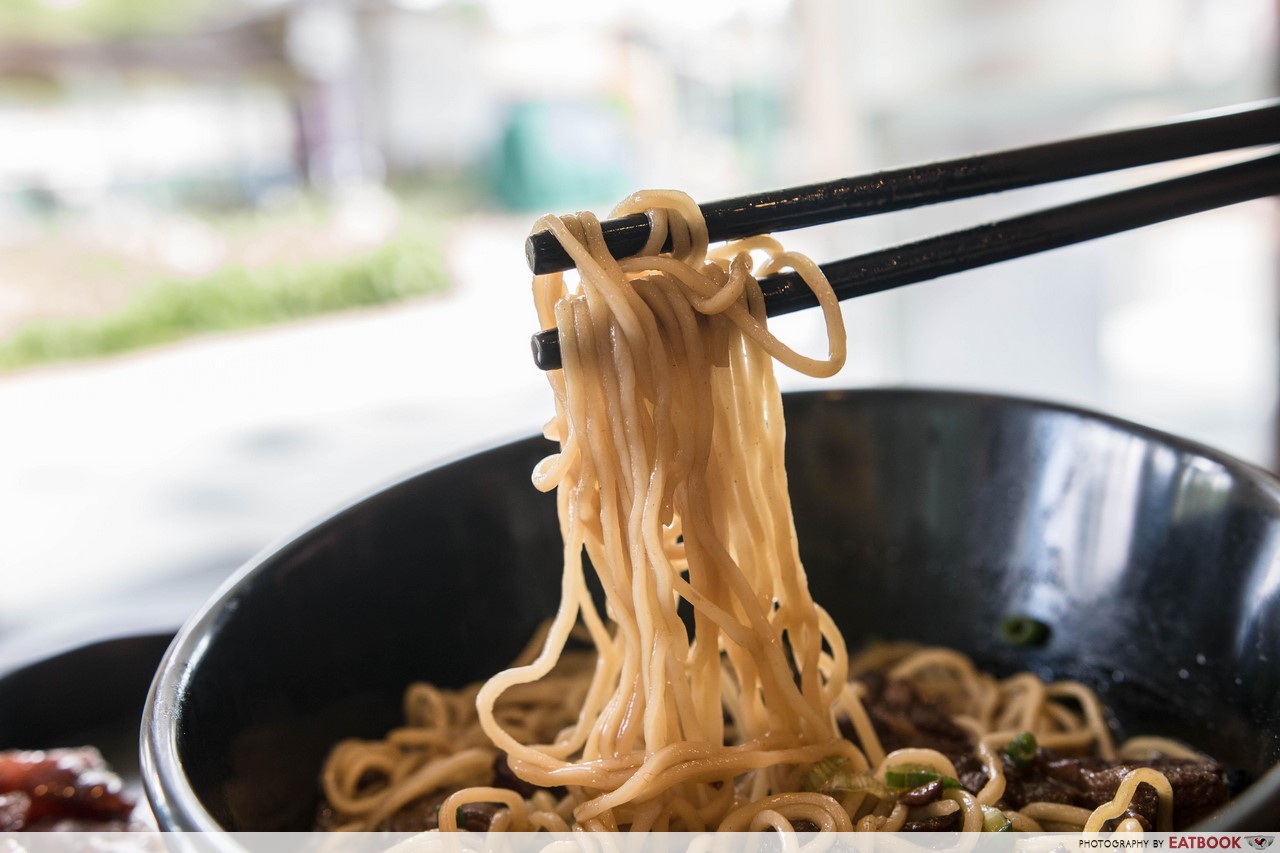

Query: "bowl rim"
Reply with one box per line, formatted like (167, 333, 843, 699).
(141, 386, 1280, 832)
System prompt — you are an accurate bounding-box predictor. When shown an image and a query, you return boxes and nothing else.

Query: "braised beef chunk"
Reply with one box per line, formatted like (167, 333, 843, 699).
(843, 674, 1229, 831)
(789, 818, 820, 832)
(456, 801, 502, 831)
(1136, 758, 1228, 825)
(900, 778, 944, 806)
(1049, 756, 1227, 828)
(0, 748, 136, 830)
(959, 749, 1228, 829)
(842, 672, 973, 760)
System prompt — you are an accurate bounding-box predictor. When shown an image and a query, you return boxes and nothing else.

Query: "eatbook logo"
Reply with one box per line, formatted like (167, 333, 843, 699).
(1247, 838, 1275, 850)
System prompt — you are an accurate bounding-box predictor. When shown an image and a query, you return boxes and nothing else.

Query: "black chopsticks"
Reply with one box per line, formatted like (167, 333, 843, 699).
(528, 101, 1280, 371)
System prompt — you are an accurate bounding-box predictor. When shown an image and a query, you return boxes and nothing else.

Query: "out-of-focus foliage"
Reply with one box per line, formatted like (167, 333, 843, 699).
(0, 234, 448, 371)
(0, 0, 221, 40)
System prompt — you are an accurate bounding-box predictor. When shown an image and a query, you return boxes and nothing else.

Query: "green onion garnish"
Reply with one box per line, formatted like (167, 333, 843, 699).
(981, 805, 1013, 832)
(803, 755, 893, 799)
(999, 615, 1051, 647)
(1004, 731, 1038, 768)
(802, 755, 850, 792)
(883, 764, 961, 791)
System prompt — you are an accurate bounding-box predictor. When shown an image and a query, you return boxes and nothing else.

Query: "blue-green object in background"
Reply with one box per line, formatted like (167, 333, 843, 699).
(490, 99, 632, 212)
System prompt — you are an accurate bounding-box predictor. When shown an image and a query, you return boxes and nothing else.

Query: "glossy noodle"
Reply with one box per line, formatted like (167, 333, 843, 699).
(319, 191, 1222, 833)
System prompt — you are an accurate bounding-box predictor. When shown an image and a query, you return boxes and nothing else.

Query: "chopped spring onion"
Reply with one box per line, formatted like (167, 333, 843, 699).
(803, 756, 850, 791)
(981, 805, 1013, 832)
(883, 764, 961, 791)
(1004, 731, 1038, 768)
(998, 615, 1051, 647)
(803, 756, 894, 799)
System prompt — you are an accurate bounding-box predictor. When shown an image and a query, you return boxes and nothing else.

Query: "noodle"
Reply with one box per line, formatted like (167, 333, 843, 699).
(319, 190, 1214, 833)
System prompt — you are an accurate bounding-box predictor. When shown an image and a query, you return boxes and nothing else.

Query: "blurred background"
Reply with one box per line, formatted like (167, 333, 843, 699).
(0, 0, 1276, 660)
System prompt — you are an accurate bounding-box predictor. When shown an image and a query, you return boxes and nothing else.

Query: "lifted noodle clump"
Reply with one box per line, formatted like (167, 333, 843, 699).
(475, 190, 851, 830)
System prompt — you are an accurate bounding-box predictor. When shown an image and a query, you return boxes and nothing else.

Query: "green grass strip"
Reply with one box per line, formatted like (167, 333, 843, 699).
(0, 237, 448, 371)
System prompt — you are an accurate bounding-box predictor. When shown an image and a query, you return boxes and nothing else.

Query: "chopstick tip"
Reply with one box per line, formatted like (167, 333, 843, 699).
(524, 232, 541, 274)
(532, 328, 562, 371)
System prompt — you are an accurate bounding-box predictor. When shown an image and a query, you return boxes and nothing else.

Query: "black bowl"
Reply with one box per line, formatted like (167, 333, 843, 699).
(142, 389, 1280, 831)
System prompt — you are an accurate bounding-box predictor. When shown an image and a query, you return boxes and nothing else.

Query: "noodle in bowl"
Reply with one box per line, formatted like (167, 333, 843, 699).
(143, 387, 1280, 832)
(144, 194, 1280, 831)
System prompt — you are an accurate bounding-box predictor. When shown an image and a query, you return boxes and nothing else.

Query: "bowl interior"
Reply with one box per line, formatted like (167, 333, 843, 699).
(145, 389, 1280, 830)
